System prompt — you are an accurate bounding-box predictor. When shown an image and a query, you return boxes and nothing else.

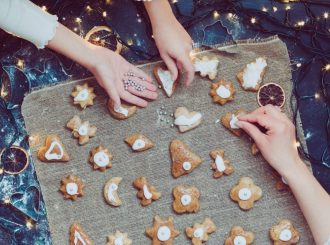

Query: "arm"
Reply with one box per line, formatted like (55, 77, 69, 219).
(237, 105, 330, 245)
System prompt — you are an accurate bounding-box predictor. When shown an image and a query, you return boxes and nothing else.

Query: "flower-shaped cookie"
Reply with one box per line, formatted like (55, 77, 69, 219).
(59, 175, 84, 201)
(107, 99, 137, 120)
(209, 80, 235, 105)
(146, 215, 180, 245)
(270, 219, 300, 245)
(125, 134, 154, 152)
(106, 230, 132, 245)
(210, 149, 234, 178)
(66, 115, 97, 145)
(193, 56, 219, 80)
(89, 145, 113, 171)
(153, 64, 180, 97)
(186, 218, 216, 245)
(174, 107, 202, 133)
(69, 224, 93, 245)
(221, 110, 247, 137)
(230, 177, 262, 210)
(133, 176, 161, 206)
(71, 83, 96, 109)
(37, 134, 70, 162)
(225, 226, 255, 245)
(170, 139, 202, 178)
(104, 177, 123, 207)
(172, 185, 200, 214)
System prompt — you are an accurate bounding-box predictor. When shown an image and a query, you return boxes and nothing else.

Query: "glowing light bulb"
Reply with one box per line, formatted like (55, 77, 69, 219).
(41, 6, 47, 11)
(26, 219, 33, 230)
(324, 12, 329, 19)
(227, 13, 233, 19)
(102, 11, 107, 17)
(273, 6, 278, 12)
(315, 93, 320, 99)
(262, 7, 268, 12)
(296, 63, 302, 68)
(324, 64, 330, 71)
(86, 5, 92, 12)
(17, 59, 24, 69)
(172, 0, 178, 3)
(294, 141, 301, 148)
(250, 17, 256, 24)
(297, 21, 305, 27)
(3, 197, 10, 204)
(73, 27, 78, 32)
(127, 39, 133, 46)
(213, 11, 220, 18)
(75, 17, 82, 23)
(285, 5, 291, 11)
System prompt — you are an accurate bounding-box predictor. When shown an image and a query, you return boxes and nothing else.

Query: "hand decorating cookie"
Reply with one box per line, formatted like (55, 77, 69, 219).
(153, 64, 179, 98)
(71, 83, 96, 109)
(210, 149, 234, 178)
(193, 56, 219, 80)
(37, 134, 69, 162)
(269, 219, 300, 245)
(106, 230, 132, 245)
(69, 224, 93, 245)
(186, 218, 216, 245)
(104, 177, 122, 207)
(133, 176, 161, 206)
(209, 80, 235, 105)
(66, 115, 97, 145)
(89, 145, 113, 171)
(107, 99, 137, 120)
(174, 107, 202, 133)
(125, 134, 154, 152)
(59, 175, 84, 201)
(225, 226, 255, 245)
(172, 185, 200, 214)
(221, 110, 247, 137)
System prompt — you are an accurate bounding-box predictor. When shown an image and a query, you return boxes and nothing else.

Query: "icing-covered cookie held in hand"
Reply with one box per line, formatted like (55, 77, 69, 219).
(174, 107, 202, 133)
(71, 83, 96, 109)
(209, 80, 236, 105)
(225, 226, 255, 245)
(230, 177, 262, 210)
(59, 175, 84, 201)
(172, 185, 200, 214)
(104, 177, 123, 207)
(69, 224, 93, 245)
(193, 56, 219, 80)
(107, 99, 137, 120)
(125, 134, 154, 152)
(210, 149, 234, 178)
(146, 215, 180, 245)
(153, 64, 179, 98)
(186, 218, 217, 245)
(270, 219, 300, 245)
(170, 139, 202, 178)
(37, 134, 69, 162)
(237, 57, 267, 91)
(106, 230, 132, 245)
(221, 110, 247, 137)
(133, 176, 161, 206)
(66, 115, 97, 145)
(89, 145, 113, 171)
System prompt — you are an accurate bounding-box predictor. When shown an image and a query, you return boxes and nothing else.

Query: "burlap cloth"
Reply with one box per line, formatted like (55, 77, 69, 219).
(22, 36, 314, 244)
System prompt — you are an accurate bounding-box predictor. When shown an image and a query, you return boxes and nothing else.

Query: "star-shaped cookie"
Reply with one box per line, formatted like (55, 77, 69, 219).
(89, 145, 113, 171)
(59, 175, 84, 201)
(209, 80, 235, 105)
(106, 230, 132, 245)
(66, 115, 97, 145)
(71, 83, 96, 109)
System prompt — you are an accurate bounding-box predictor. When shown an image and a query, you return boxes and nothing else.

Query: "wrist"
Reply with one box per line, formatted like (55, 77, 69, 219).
(281, 158, 309, 184)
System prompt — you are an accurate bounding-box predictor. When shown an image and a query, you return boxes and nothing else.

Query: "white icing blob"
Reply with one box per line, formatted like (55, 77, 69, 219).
(132, 139, 146, 150)
(74, 88, 89, 102)
(230, 114, 239, 129)
(78, 125, 88, 136)
(216, 85, 231, 98)
(180, 194, 192, 206)
(242, 57, 267, 89)
(93, 151, 109, 167)
(193, 228, 204, 239)
(114, 106, 129, 117)
(143, 185, 152, 200)
(45, 141, 64, 160)
(279, 229, 292, 242)
(215, 155, 226, 172)
(114, 236, 124, 245)
(66, 182, 78, 196)
(234, 235, 247, 245)
(174, 113, 202, 126)
(157, 226, 171, 242)
(157, 68, 175, 97)
(108, 183, 118, 203)
(194, 59, 219, 76)
(238, 188, 252, 201)
(74, 230, 86, 245)
(182, 161, 192, 171)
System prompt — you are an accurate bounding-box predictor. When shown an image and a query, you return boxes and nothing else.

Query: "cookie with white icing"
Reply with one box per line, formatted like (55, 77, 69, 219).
(104, 177, 122, 207)
(153, 64, 179, 97)
(270, 219, 300, 245)
(107, 99, 137, 120)
(125, 134, 154, 152)
(71, 83, 96, 109)
(209, 80, 236, 105)
(193, 56, 219, 80)
(133, 176, 161, 206)
(170, 139, 202, 178)
(174, 107, 202, 133)
(66, 115, 97, 145)
(210, 149, 234, 178)
(106, 230, 132, 245)
(225, 226, 254, 245)
(221, 109, 247, 137)
(37, 134, 69, 162)
(172, 185, 200, 214)
(69, 224, 93, 245)
(59, 175, 84, 201)
(89, 145, 113, 171)
(237, 57, 267, 91)
(186, 218, 216, 245)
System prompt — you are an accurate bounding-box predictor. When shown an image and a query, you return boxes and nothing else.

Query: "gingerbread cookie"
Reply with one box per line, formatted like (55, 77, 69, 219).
(71, 83, 96, 109)
(133, 176, 161, 206)
(170, 139, 202, 178)
(186, 218, 216, 245)
(37, 134, 69, 162)
(193, 56, 219, 80)
(104, 177, 122, 207)
(230, 177, 262, 210)
(209, 80, 235, 105)
(66, 115, 97, 145)
(153, 64, 179, 97)
(237, 57, 267, 91)
(172, 185, 200, 214)
(89, 145, 113, 171)
(221, 110, 247, 137)
(107, 99, 137, 120)
(270, 219, 300, 245)
(60, 175, 84, 201)
(225, 226, 255, 245)
(251, 143, 260, 156)
(174, 107, 202, 133)
(146, 215, 180, 245)
(125, 134, 154, 152)
(106, 230, 132, 245)
(210, 149, 234, 178)
(69, 224, 93, 245)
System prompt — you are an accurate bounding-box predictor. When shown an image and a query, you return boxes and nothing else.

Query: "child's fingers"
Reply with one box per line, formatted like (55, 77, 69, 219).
(179, 55, 194, 85)
(130, 65, 152, 83)
(120, 90, 148, 108)
(236, 121, 267, 146)
(238, 113, 272, 130)
(135, 77, 157, 92)
(161, 53, 178, 81)
(102, 81, 121, 108)
(127, 86, 158, 100)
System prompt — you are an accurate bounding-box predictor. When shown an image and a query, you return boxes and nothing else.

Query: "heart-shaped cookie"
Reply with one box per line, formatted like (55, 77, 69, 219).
(174, 107, 202, 133)
(37, 135, 69, 162)
(153, 64, 179, 97)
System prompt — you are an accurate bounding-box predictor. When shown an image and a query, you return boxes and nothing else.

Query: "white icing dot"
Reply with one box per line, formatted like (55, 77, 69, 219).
(143, 185, 152, 200)
(215, 155, 226, 172)
(93, 151, 109, 167)
(182, 161, 192, 171)
(78, 125, 88, 136)
(230, 114, 239, 129)
(238, 188, 252, 201)
(114, 106, 129, 117)
(74, 89, 89, 102)
(157, 68, 175, 97)
(279, 229, 292, 242)
(234, 235, 247, 245)
(174, 113, 202, 126)
(114, 236, 123, 245)
(66, 183, 78, 196)
(180, 194, 192, 206)
(216, 85, 231, 98)
(193, 228, 204, 239)
(157, 226, 171, 241)
(132, 139, 146, 150)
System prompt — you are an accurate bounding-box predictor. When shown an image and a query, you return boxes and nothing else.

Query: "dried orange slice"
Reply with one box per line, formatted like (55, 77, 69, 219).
(257, 83, 285, 107)
(0, 146, 29, 175)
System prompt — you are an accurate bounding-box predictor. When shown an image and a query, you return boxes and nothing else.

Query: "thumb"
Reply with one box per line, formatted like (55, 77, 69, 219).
(236, 121, 267, 146)
(161, 53, 178, 81)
